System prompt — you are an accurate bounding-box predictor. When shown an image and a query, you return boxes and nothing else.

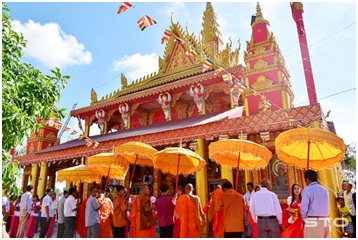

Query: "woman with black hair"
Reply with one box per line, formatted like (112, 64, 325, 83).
(281, 184, 304, 238)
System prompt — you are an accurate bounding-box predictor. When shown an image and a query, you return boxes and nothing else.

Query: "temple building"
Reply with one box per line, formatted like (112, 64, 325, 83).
(15, 2, 344, 237)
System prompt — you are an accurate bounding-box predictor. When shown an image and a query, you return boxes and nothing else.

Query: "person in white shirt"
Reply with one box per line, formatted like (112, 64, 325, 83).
(39, 188, 54, 238)
(143, 169, 153, 185)
(16, 184, 34, 238)
(244, 182, 254, 238)
(57, 190, 69, 238)
(2, 189, 10, 221)
(250, 179, 282, 238)
(64, 187, 79, 238)
(344, 182, 356, 238)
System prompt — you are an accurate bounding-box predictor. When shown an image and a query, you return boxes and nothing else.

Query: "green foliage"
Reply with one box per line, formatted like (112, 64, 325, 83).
(2, 3, 70, 196)
(344, 142, 356, 169)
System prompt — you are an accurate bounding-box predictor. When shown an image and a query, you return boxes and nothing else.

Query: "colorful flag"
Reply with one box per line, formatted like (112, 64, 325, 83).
(64, 126, 71, 132)
(222, 73, 233, 83)
(202, 59, 214, 73)
(219, 133, 229, 141)
(70, 130, 78, 135)
(189, 141, 198, 151)
(325, 110, 331, 118)
(185, 46, 200, 56)
(260, 131, 270, 141)
(239, 132, 248, 140)
(117, 2, 133, 14)
(161, 30, 172, 44)
(214, 67, 224, 76)
(253, 91, 259, 96)
(137, 15, 156, 31)
(236, 80, 248, 93)
(174, 37, 185, 45)
(93, 142, 100, 149)
(264, 100, 272, 109)
(86, 139, 94, 147)
(78, 134, 85, 141)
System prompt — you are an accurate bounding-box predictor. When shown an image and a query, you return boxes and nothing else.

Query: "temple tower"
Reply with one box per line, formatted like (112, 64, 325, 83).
(243, 3, 294, 116)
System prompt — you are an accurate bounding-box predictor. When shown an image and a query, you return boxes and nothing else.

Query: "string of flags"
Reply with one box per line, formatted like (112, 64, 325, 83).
(117, 2, 133, 15)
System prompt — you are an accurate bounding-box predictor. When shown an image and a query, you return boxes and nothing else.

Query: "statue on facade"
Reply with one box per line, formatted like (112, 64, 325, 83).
(189, 84, 205, 114)
(95, 109, 106, 134)
(121, 73, 128, 90)
(259, 94, 271, 113)
(230, 77, 245, 107)
(158, 92, 172, 121)
(91, 88, 98, 105)
(118, 103, 130, 129)
(77, 116, 84, 134)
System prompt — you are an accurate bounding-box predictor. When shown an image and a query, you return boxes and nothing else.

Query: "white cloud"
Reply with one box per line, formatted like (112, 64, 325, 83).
(112, 53, 159, 82)
(159, 2, 189, 21)
(11, 19, 92, 69)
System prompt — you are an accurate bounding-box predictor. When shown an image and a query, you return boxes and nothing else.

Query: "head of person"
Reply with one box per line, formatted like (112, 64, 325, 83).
(342, 180, 348, 190)
(336, 196, 345, 207)
(255, 185, 262, 192)
(304, 170, 318, 186)
(68, 187, 78, 198)
(4, 189, 9, 196)
(89, 187, 98, 198)
(26, 185, 34, 193)
(116, 185, 125, 196)
(247, 182, 254, 192)
(290, 184, 302, 207)
(16, 196, 21, 203)
(32, 194, 39, 202)
(160, 184, 169, 194)
(346, 182, 353, 192)
(220, 178, 230, 187)
(221, 181, 233, 192)
(148, 184, 153, 195)
(63, 190, 69, 199)
(9, 195, 15, 202)
(185, 183, 194, 195)
(139, 185, 150, 196)
(46, 188, 54, 197)
(260, 179, 272, 191)
(176, 186, 184, 196)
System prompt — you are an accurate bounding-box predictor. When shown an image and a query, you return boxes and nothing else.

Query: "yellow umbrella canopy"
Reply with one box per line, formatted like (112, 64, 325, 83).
(275, 128, 346, 170)
(57, 164, 103, 183)
(154, 147, 207, 175)
(209, 139, 272, 191)
(87, 153, 129, 180)
(114, 141, 158, 166)
(209, 139, 272, 169)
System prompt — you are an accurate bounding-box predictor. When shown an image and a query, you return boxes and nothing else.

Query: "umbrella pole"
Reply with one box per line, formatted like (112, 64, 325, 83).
(236, 152, 241, 192)
(128, 154, 138, 195)
(175, 154, 181, 191)
(104, 166, 111, 191)
(307, 140, 311, 170)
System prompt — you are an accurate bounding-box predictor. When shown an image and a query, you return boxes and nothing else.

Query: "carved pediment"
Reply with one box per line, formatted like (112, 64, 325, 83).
(252, 75, 273, 89)
(254, 59, 269, 70)
(44, 132, 57, 142)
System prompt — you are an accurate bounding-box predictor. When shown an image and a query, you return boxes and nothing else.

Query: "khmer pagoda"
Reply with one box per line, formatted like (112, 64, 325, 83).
(15, 2, 344, 237)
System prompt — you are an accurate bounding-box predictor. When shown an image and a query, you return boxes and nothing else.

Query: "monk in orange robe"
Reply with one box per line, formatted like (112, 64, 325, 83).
(175, 183, 204, 238)
(76, 196, 89, 238)
(211, 179, 229, 238)
(98, 193, 113, 238)
(128, 185, 156, 238)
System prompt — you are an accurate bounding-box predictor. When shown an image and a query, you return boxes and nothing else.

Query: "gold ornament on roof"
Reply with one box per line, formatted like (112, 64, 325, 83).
(90, 88, 98, 105)
(252, 75, 273, 89)
(121, 73, 128, 90)
(254, 59, 269, 70)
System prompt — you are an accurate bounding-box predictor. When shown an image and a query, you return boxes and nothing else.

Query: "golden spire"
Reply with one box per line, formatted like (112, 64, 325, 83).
(256, 2, 264, 21)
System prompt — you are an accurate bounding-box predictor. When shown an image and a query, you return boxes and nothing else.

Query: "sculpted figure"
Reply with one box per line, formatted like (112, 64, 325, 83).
(189, 84, 205, 114)
(158, 92, 172, 121)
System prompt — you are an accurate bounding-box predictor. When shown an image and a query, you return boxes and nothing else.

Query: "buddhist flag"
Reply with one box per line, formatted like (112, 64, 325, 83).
(117, 2, 133, 14)
(64, 126, 71, 132)
(78, 134, 85, 141)
(214, 67, 224, 76)
(174, 37, 185, 45)
(264, 99, 272, 109)
(260, 131, 270, 141)
(185, 46, 200, 56)
(93, 142, 100, 149)
(237, 80, 248, 93)
(222, 73, 233, 83)
(253, 91, 259, 96)
(85, 138, 94, 147)
(161, 30, 172, 44)
(325, 110, 331, 118)
(219, 133, 229, 141)
(202, 59, 213, 73)
(239, 132, 248, 140)
(137, 15, 156, 31)
(70, 130, 78, 135)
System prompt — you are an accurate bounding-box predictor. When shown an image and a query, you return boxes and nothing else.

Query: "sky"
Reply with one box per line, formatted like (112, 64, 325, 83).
(7, 1, 356, 146)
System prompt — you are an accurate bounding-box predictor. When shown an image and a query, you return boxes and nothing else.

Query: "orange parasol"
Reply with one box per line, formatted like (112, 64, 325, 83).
(57, 164, 103, 183)
(153, 147, 207, 191)
(275, 128, 346, 170)
(209, 139, 272, 191)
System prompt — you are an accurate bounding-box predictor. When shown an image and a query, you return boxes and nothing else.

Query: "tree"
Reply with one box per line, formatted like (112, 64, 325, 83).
(344, 142, 356, 169)
(2, 3, 70, 196)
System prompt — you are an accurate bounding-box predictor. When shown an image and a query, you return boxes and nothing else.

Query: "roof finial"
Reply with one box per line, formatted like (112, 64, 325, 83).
(256, 2, 264, 20)
(206, 2, 213, 10)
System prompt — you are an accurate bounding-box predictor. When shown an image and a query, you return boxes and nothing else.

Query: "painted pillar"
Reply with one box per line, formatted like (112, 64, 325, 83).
(221, 166, 234, 185)
(66, 181, 72, 190)
(195, 139, 210, 237)
(245, 169, 252, 185)
(291, 2, 318, 105)
(317, 168, 341, 238)
(30, 164, 39, 194)
(85, 121, 90, 137)
(37, 163, 48, 198)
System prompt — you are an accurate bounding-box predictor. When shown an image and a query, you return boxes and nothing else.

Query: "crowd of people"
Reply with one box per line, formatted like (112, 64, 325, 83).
(2, 170, 356, 238)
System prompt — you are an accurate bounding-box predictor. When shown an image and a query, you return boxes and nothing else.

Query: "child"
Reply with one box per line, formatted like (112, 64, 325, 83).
(26, 194, 40, 238)
(8, 196, 20, 238)
(337, 196, 354, 238)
